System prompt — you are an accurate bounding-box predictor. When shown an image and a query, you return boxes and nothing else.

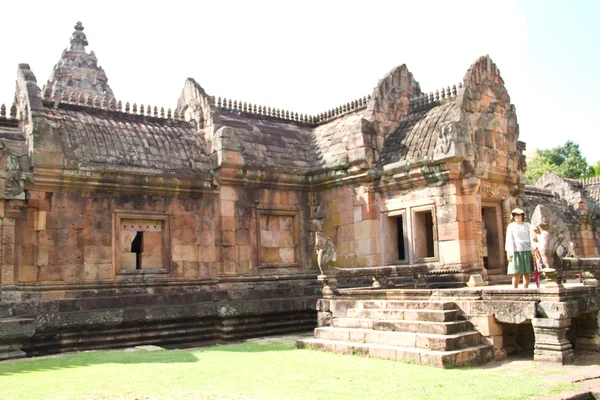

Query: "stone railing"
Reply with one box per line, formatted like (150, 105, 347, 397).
(40, 89, 182, 120)
(580, 177, 600, 185)
(314, 232, 428, 295)
(409, 83, 462, 112)
(556, 258, 600, 286)
(213, 94, 371, 125)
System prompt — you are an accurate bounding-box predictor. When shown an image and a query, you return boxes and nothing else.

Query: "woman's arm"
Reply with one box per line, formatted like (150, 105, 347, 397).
(505, 223, 515, 261)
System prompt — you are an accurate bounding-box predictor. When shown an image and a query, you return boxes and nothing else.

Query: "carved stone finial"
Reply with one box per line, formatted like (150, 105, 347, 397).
(0, 104, 6, 118)
(70, 21, 88, 51)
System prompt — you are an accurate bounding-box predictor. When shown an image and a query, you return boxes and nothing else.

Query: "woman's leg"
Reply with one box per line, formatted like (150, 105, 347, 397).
(512, 274, 521, 288)
(523, 273, 530, 288)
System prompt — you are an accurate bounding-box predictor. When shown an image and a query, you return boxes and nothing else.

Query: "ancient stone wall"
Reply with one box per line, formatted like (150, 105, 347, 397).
(11, 190, 219, 291)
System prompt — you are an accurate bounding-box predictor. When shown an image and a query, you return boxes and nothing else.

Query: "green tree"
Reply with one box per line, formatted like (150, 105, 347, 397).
(592, 160, 600, 177)
(525, 140, 593, 184)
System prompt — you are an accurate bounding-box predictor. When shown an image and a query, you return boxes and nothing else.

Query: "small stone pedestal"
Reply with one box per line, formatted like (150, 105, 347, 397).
(317, 275, 338, 297)
(532, 317, 575, 364)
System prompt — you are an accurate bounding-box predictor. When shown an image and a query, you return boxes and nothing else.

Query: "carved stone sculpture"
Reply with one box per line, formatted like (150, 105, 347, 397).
(315, 232, 337, 276)
(530, 204, 574, 284)
(433, 121, 468, 161)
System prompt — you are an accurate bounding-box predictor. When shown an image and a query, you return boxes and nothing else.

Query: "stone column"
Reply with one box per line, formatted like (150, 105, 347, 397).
(575, 311, 600, 351)
(532, 317, 574, 363)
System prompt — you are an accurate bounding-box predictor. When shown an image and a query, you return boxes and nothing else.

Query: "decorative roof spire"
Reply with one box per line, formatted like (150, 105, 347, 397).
(70, 21, 88, 52)
(43, 21, 115, 103)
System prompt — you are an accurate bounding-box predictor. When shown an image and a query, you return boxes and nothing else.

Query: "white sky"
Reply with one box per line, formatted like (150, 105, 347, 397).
(1, 0, 598, 163)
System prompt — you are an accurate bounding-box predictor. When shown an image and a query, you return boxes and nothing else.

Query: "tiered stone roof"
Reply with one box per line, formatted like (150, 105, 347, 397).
(43, 22, 114, 101)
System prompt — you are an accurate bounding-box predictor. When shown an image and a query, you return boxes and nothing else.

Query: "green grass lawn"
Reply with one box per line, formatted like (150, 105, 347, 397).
(0, 336, 578, 400)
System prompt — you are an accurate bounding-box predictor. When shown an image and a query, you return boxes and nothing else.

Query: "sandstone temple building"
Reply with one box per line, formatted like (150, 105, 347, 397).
(1, 22, 600, 364)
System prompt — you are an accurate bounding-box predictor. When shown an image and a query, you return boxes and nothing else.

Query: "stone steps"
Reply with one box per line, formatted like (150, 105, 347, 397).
(297, 337, 493, 368)
(346, 308, 459, 322)
(297, 298, 493, 367)
(332, 317, 469, 335)
(315, 327, 482, 351)
(362, 300, 458, 310)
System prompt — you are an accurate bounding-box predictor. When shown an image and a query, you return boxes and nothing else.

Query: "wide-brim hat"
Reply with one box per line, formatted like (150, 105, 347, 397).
(511, 208, 525, 215)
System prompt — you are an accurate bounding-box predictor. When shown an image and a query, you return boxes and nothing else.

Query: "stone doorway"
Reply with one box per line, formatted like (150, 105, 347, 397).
(481, 204, 505, 274)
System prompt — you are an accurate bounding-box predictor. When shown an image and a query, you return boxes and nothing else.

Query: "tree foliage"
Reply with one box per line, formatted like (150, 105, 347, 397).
(524, 140, 594, 184)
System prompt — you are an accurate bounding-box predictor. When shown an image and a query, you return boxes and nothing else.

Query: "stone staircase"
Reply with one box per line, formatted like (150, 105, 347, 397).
(297, 300, 493, 368)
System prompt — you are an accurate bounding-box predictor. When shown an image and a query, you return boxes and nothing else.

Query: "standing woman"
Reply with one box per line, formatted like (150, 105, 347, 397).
(505, 208, 533, 288)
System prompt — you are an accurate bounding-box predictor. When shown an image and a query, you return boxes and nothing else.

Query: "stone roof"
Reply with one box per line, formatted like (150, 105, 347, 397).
(581, 177, 600, 203)
(377, 101, 458, 167)
(217, 111, 314, 172)
(0, 120, 26, 157)
(523, 185, 580, 225)
(41, 104, 211, 175)
(311, 109, 370, 170)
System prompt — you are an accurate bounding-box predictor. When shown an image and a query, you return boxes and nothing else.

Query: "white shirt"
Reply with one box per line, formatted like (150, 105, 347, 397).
(505, 222, 533, 255)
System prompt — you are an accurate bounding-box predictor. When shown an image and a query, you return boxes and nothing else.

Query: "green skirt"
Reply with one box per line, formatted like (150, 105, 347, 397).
(507, 251, 532, 275)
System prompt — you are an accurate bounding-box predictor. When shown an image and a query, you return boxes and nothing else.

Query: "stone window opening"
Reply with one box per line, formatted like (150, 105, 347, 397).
(386, 212, 407, 263)
(414, 209, 435, 260)
(114, 212, 171, 275)
(130, 231, 143, 269)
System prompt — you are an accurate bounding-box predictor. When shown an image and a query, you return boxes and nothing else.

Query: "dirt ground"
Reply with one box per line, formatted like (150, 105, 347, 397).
(477, 351, 600, 400)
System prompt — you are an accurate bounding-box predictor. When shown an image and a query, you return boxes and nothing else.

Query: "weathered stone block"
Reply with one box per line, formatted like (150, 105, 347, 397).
(49, 246, 83, 265)
(279, 248, 295, 264)
(142, 231, 162, 252)
(19, 265, 37, 282)
(60, 263, 85, 281)
(121, 252, 137, 269)
(222, 230, 236, 246)
(182, 261, 200, 278)
(37, 265, 61, 281)
(34, 211, 46, 231)
(36, 247, 48, 267)
(84, 246, 112, 264)
(468, 314, 502, 336)
(173, 244, 199, 262)
(140, 252, 163, 269)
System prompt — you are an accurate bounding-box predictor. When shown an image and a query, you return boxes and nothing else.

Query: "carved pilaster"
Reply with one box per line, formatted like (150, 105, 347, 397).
(1, 218, 15, 286)
(532, 317, 575, 364)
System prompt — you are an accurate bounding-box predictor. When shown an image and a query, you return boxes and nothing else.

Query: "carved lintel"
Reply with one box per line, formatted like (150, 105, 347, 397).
(479, 182, 509, 199)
